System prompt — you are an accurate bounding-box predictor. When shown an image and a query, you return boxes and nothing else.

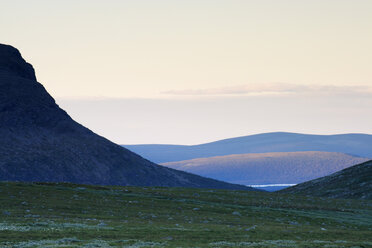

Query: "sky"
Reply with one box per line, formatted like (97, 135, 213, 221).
(1, 0, 372, 144)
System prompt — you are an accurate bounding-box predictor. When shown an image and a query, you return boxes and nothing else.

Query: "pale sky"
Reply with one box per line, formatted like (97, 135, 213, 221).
(1, 0, 372, 144)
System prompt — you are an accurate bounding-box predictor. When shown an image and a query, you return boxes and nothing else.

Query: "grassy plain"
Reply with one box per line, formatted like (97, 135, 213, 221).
(0, 182, 371, 247)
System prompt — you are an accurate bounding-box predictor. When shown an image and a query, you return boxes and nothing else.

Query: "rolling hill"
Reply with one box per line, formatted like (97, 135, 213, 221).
(162, 151, 369, 186)
(124, 132, 372, 163)
(281, 160, 372, 199)
(0, 43, 250, 190)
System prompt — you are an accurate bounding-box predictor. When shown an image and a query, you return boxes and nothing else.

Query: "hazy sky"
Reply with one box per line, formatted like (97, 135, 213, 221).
(1, 0, 372, 144)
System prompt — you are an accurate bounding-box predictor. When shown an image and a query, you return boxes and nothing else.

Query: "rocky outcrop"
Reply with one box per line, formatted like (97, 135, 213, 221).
(0, 44, 36, 80)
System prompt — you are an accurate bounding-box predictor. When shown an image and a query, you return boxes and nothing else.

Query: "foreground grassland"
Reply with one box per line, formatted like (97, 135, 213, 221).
(0, 182, 371, 247)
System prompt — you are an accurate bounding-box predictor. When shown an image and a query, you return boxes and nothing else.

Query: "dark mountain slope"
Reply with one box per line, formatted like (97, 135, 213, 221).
(162, 151, 369, 185)
(0, 44, 250, 190)
(281, 160, 372, 199)
(124, 132, 372, 163)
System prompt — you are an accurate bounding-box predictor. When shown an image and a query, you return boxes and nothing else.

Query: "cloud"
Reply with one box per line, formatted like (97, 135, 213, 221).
(161, 83, 372, 97)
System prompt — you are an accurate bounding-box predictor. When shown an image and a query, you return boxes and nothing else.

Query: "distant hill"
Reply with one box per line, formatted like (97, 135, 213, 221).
(0, 43, 251, 190)
(123, 132, 372, 163)
(161, 152, 369, 185)
(281, 160, 372, 199)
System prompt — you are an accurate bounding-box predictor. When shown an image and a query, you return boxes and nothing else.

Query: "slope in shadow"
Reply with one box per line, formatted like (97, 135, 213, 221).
(281, 160, 372, 199)
(0, 44, 250, 190)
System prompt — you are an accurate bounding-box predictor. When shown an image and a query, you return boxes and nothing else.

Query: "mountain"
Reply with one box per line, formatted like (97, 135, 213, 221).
(0, 43, 251, 190)
(123, 132, 372, 163)
(281, 160, 372, 199)
(161, 151, 369, 186)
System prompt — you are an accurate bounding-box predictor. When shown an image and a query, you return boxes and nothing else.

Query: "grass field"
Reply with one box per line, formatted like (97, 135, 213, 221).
(0, 182, 371, 247)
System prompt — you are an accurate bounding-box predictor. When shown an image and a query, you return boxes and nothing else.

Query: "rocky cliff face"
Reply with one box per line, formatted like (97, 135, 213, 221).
(0, 44, 250, 190)
(0, 44, 36, 81)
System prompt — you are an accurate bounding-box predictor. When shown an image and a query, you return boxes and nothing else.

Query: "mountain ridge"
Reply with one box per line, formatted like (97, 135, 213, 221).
(0, 43, 251, 190)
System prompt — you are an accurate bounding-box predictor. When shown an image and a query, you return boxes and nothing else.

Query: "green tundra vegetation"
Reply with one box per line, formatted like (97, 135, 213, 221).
(282, 161, 372, 200)
(0, 182, 371, 248)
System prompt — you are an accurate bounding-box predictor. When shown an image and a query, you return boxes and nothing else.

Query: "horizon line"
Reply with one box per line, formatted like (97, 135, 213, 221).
(122, 131, 372, 146)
